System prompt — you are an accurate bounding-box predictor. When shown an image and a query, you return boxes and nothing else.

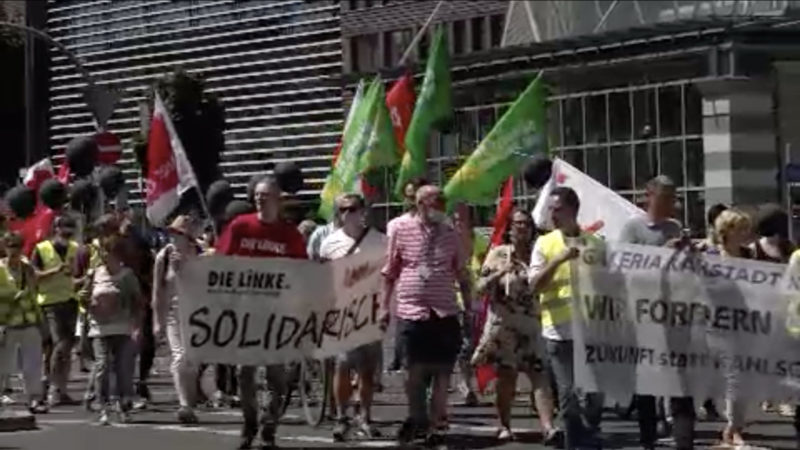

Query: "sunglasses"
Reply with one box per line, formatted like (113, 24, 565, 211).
(339, 205, 362, 214)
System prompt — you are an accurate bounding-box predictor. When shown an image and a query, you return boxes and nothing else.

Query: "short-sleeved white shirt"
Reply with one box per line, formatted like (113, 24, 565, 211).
(319, 228, 387, 261)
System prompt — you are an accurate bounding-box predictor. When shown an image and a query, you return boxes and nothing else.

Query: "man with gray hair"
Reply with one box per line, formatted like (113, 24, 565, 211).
(619, 175, 695, 450)
(380, 185, 473, 448)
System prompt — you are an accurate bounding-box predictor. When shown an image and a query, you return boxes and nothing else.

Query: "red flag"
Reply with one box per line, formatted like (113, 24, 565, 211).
(9, 205, 56, 257)
(385, 72, 416, 156)
(489, 177, 514, 247)
(476, 176, 515, 394)
(23, 158, 55, 192)
(145, 92, 199, 225)
(56, 161, 70, 184)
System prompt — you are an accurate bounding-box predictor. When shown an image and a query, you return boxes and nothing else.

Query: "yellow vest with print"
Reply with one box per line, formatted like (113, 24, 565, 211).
(35, 239, 78, 306)
(0, 262, 40, 327)
(538, 229, 598, 330)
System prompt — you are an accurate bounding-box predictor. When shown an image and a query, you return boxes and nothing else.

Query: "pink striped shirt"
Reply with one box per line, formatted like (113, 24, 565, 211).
(382, 214, 464, 321)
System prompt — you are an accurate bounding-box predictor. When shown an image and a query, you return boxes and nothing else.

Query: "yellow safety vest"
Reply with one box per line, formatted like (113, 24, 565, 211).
(0, 262, 40, 327)
(89, 239, 103, 270)
(35, 239, 78, 306)
(537, 229, 599, 330)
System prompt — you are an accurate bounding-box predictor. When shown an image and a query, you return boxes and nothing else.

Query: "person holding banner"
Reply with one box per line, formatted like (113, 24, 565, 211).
(152, 215, 202, 424)
(320, 193, 386, 441)
(380, 185, 472, 448)
(529, 186, 604, 450)
(619, 175, 693, 450)
(472, 209, 556, 442)
(216, 175, 307, 450)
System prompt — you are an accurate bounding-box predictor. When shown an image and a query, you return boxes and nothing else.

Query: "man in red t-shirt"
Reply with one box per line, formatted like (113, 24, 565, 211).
(217, 175, 306, 449)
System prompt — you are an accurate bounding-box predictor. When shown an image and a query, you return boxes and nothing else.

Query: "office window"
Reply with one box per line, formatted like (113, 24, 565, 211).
(471, 17, 484, 52)
(490, 14, 504, 48)
(452, 20, 465, 55)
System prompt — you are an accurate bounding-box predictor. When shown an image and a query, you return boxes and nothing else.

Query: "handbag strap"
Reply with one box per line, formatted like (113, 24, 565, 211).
(345, 227, 370, 256)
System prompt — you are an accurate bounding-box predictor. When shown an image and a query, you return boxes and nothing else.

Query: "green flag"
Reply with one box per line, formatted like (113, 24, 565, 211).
(394, 26, 452, 198)
(444, 74, 547, 206)
(318, 78, 400, 220)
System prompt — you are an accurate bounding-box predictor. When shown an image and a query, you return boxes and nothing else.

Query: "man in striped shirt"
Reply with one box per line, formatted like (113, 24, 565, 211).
(380, 185, 473, 447)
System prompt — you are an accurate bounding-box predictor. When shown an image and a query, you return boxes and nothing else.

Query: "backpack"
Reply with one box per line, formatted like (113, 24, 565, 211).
(87, 266, 123, 324)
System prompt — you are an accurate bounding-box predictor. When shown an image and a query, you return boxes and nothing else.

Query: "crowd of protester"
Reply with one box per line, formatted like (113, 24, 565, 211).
(1, 171, 799, 450)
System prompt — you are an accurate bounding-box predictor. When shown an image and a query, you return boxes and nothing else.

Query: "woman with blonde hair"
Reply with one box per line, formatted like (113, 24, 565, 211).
(710, 208, 755, 446)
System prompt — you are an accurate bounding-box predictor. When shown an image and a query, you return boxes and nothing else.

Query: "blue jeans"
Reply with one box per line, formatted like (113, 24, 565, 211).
(92, 335, 135, 406)
(545, 339, 604, 449)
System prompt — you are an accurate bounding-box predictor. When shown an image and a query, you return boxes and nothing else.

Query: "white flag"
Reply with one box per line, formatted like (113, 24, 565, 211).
(532, 158, 644, 241)
(145, 92, 199, 225)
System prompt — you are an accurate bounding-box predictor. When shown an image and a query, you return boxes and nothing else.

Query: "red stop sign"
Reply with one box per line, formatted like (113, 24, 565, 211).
(94, 131, 122, 165)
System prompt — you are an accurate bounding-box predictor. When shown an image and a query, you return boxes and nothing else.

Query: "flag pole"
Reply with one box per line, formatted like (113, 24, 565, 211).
(398, 0, 444, 66)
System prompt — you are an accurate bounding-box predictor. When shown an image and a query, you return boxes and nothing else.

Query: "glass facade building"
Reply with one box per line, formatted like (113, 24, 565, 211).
(42, 1, 800, 233)
(45, 0, 341, 203)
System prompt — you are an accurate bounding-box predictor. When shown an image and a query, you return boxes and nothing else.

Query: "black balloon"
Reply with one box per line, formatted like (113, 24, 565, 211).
(65, 136, 98, 177)
(223, 200, 254, 224)
(98, 166, 125, 197)
(274, 161, 304, 194)
(522, 156, 553, 189)
(39, 179, 67, 210)
(206, 180, 233, 217)
(69, 179, 97, 212)
(5, 185, 36, 219)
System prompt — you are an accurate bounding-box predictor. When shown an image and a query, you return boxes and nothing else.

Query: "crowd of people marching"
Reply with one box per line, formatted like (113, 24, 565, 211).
(2, 171, 800, 450)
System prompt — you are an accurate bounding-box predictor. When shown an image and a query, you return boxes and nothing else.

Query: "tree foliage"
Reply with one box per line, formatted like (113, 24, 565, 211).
(0, 6, 25, 188)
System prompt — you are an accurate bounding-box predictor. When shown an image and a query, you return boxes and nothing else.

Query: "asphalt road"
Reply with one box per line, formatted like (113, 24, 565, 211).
(1, 365, 798, 450)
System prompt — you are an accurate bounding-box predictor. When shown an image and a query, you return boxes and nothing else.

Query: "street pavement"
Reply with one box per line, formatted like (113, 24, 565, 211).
(1, 363, 798, 450)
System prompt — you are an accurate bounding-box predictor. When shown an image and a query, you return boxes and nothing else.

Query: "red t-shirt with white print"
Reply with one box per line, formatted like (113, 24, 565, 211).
(216, 213, 307, 259)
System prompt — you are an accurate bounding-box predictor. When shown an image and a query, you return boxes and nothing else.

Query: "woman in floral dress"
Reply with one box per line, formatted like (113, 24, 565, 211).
(472, 209, 556, 442)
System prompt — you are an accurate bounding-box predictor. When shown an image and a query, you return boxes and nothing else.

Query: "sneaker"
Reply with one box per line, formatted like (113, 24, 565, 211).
(543, 428, 563, 447)
(238, 423, 256, 450)
(136, 383, 151, 401)
(0, 394, 14, 406)
(425, 430, 447, 449)
(177, 406, 198, 425)
(780, 403, 796, 417)
(97, 409, 110, 426)
(28, 400, 49, 414)
(83, 394, 95, 412)
(355, 418, 381, 439)
(260, 424, 276, 448)
(118, 410, 132, 424)
(464, 391, 478, 407)
(48, 390, 75, 407)
(396, 418, 419, 444)
(333, 418, 350, 442)
(132, 399, 148, 411)
(497, 427, 514, 441)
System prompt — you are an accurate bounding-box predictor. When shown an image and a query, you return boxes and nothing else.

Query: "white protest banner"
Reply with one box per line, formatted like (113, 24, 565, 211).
(571, 242, 800, 402)
(532, 158, 644, 241)
(177, 247, 384, 366)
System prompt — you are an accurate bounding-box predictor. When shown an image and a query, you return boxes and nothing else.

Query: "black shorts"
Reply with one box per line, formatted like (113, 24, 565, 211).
(399, 314, 461, 368)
